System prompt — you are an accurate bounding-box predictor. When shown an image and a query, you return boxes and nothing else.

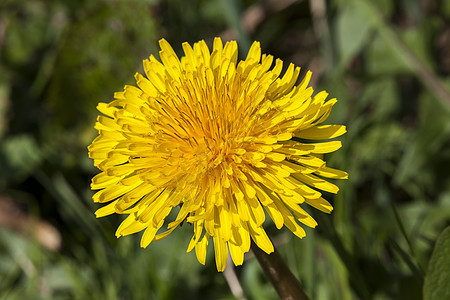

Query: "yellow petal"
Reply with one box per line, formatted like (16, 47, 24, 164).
(94, 200, 119, 218)
(248, 218, 273, 254)
(295, 125, 347, 140)
(271, 195, 306, 239)
(97, 102, 118, 117)
(187, 220, 204, 252)
(195, 234, 210, 265)
(92, 181, 141, 203)
(141, 224, 160, 248)
(315, 166, 349, 179)
(91, 172, 122, 190)
(305, 197, 333, 214)
(309, 141, 342, 154)
(116, 215, 147, 237)
(293, 173, 339, 194)
(228, 241, 244, 266)
(213, 235, 228, 272)
(217, 206, 232, 242)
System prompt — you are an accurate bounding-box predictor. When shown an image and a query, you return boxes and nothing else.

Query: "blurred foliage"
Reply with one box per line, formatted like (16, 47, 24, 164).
(0, 0, 449, 299)
(423, 226, 450, 300)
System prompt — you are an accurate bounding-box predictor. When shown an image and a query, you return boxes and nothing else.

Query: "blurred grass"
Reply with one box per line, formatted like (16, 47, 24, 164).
(0, 0, 449, 299)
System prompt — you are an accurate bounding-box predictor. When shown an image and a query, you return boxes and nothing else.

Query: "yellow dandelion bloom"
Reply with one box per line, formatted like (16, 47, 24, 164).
(88, 38, 348, 272)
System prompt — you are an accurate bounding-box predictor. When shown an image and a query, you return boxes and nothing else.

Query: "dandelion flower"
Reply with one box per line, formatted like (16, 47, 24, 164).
(88, 38, 348, 271)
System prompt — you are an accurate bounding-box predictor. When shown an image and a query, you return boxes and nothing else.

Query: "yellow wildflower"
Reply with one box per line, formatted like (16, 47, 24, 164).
(88, 38, 348, 272)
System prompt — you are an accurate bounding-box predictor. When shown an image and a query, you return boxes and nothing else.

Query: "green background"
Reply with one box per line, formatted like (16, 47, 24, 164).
(0, 0, 449, 299)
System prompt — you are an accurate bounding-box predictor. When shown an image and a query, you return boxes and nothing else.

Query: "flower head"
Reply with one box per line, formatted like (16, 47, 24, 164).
(88, 38, 347, 271)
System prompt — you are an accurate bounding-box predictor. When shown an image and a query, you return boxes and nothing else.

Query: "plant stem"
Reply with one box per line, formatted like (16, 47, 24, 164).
(251, 242, 310, 300)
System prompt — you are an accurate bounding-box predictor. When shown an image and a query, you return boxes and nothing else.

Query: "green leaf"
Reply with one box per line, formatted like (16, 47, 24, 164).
(423, 226, 450, 300)
(395, 91, 450, 186)
(47, 0, 157, 128)
(336, 1, 377, 68)
(218, 0, 251, 53)
(366, 33, 413, 75)
(0, 135, 42, 184)
(359, 78, 399, 121)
